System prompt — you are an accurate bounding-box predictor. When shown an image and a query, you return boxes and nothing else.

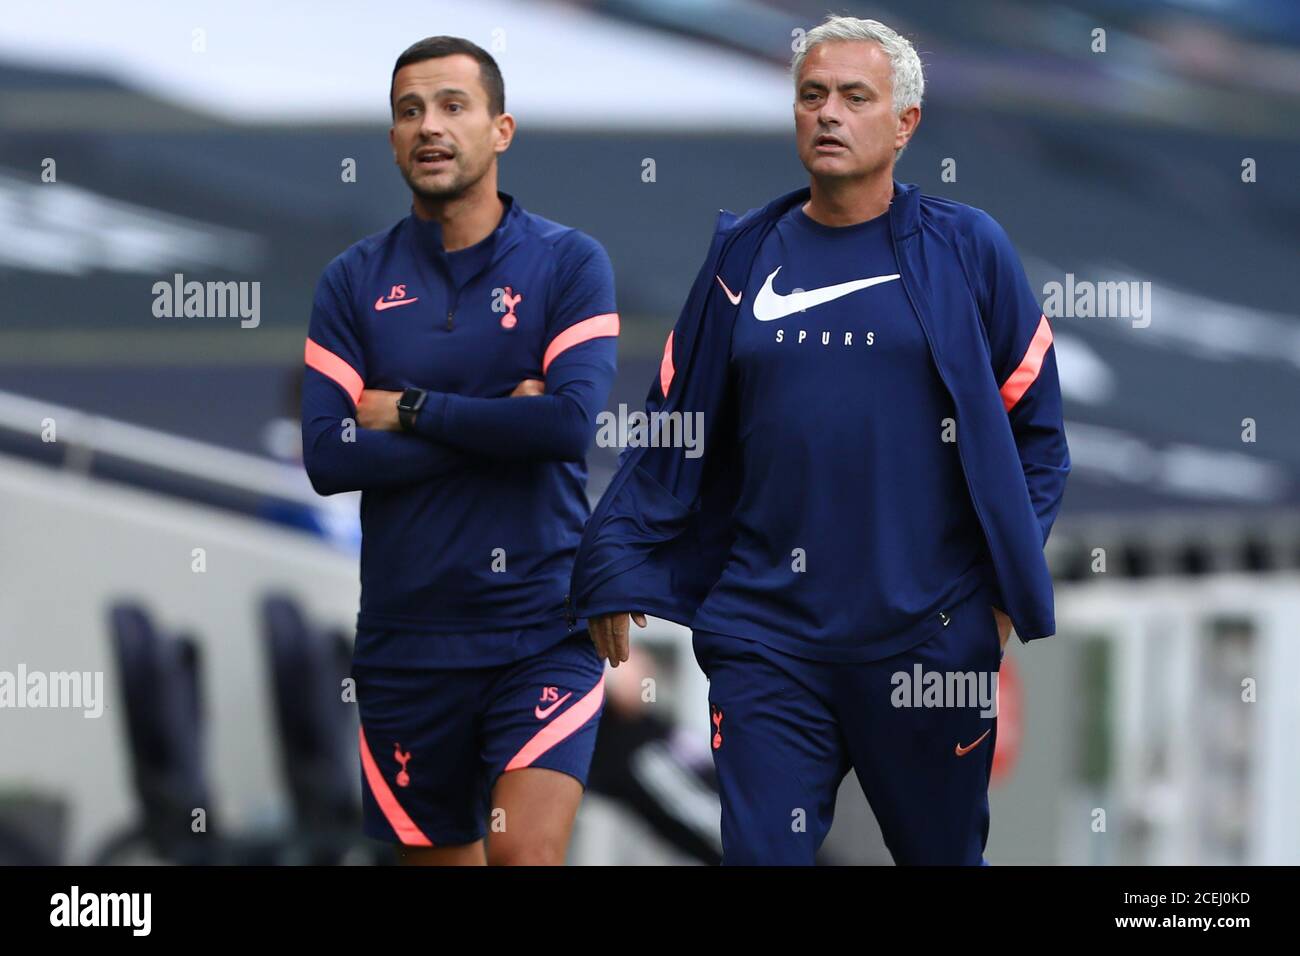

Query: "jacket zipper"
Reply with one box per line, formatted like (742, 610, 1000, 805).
(567, 211, 739, 613)
(892, 234, 1000, 617)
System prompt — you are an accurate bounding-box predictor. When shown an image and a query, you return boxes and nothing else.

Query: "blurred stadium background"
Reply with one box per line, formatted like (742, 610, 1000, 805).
(1, 0, 1298, 865)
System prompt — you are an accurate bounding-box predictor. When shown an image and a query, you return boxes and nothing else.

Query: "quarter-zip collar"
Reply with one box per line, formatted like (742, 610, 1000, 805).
(406, 190, 526, 272)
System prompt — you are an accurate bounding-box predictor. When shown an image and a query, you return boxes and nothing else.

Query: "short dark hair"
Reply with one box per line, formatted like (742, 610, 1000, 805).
(390, 36, 505, 117)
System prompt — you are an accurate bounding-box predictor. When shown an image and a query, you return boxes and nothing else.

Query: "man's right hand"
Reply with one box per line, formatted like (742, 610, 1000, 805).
(588, 612, 647, 668)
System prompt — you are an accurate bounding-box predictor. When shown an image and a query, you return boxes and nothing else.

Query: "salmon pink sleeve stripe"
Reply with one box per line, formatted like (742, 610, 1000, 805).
(358, 726, 433, 847)
(541, 313, 619, 374)
(659, 330, 675, 398)
(305, 337, 364, 406)
(1000, 314, 1053, 412)
(504, 675, 605, 772)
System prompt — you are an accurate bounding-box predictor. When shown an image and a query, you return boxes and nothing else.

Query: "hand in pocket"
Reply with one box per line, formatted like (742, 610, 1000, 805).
(991, 605, 1013, 651)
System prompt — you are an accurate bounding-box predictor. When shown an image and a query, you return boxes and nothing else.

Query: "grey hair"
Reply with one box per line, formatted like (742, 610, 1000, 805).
(792, 15, 925, 114)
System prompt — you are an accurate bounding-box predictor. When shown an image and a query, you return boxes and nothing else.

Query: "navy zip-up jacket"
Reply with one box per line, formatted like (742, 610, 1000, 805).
(569, 181, 1069, 642)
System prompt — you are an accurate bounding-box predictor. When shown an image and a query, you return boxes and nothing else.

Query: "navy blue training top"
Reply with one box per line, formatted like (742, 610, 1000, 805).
(690, 203, 993, 661)
(301, 192, 618, 668)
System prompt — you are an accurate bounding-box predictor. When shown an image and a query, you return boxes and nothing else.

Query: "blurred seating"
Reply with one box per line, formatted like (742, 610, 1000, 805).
(260, 593, 384, 864)
(99, 600, 382, 864)
(97, 601, 223, 864)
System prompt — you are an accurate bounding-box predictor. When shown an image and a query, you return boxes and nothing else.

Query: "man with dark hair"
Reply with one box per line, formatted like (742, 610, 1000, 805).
(302, 36, 618, 865)
(390, 36, 505, 117)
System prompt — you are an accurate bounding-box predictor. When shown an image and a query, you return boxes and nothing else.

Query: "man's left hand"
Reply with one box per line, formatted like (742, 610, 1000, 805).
(357, 389, 402, 431)
(992, 605, 1013, 650)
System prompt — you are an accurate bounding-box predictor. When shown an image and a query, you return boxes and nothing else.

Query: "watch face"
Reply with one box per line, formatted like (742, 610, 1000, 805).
(399, 388, 422, 411)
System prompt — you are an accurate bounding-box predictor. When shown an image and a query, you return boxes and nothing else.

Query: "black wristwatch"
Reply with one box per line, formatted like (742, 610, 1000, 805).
(396, 387, 427, 432)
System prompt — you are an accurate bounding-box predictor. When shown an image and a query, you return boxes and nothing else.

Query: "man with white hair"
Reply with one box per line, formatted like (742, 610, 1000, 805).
(571, 15, 1069, 864)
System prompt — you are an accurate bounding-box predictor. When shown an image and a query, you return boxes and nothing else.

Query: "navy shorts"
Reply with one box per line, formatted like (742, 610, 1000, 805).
(353, 631, 606, 847)
(693, 583, 1005, 865)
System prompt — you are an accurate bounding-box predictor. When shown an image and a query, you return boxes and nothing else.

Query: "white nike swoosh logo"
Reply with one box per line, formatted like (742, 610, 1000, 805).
(715, 274, 742, 305)
(751, 267, 900, 322)
(534, 692, 572, 720)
